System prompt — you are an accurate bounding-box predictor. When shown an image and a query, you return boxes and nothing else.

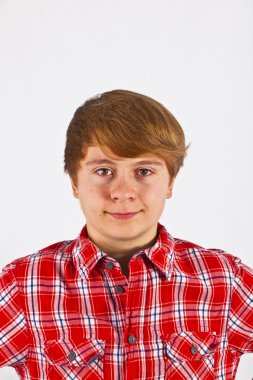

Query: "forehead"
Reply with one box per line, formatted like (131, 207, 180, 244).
(83, 146, 164, 166)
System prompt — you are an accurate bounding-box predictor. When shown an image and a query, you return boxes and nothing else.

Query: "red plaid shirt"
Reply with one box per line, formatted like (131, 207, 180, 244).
(0, 222, 252, 380)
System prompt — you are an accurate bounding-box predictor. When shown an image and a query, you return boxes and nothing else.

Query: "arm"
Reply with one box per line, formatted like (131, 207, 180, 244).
(0, 261, 29, 368)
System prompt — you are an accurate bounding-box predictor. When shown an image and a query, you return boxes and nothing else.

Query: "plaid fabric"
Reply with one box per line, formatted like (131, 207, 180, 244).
(0, 222, 252, 379)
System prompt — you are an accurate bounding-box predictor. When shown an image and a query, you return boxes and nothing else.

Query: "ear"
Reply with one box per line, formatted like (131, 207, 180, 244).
(166, 176, 177, 199)
(70, 178, 79, 199)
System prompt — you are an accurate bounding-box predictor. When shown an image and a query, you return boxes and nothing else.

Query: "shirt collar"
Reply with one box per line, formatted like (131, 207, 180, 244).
(70, 222, 175, 281)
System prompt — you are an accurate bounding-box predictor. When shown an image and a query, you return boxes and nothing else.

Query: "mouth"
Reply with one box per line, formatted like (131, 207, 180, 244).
(107, 211, 140, 219)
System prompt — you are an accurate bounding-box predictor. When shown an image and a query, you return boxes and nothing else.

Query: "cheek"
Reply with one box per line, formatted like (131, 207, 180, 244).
(78, 187, 105, 209)
(146, 184, 167, 200)
(88, 181, 107, 193)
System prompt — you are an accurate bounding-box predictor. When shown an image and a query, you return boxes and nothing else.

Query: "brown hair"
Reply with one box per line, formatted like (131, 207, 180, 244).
(63, 89, 191, 185)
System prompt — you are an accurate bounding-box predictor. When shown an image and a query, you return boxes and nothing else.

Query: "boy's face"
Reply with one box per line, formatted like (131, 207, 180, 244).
(70, 145, 176, 252)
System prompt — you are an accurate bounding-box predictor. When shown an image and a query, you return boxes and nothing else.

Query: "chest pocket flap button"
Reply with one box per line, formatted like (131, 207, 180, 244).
(164, 331, 219, 362)
(44, 337, 106, 367)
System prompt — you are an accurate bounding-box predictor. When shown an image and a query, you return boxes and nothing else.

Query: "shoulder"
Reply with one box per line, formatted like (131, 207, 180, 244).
(0, 238, 75, 278)
(172, 236, 244, 277)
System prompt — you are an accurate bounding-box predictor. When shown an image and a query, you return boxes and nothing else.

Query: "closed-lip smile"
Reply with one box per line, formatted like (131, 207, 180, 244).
(108, 212, 139, 215)
(107, 211, 140, 219)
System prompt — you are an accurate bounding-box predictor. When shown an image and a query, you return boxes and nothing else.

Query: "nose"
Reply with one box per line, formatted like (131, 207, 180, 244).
(109, 174, 138, 201)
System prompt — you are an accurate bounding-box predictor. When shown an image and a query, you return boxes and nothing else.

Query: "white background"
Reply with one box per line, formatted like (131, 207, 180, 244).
(0, 0, 252, 378)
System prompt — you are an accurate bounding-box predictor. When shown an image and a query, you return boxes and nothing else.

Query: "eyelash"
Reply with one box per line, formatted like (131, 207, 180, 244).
(94, 168, 154, 177)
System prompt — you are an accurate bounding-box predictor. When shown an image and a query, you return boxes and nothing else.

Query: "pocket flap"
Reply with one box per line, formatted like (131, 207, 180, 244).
(44, 337, 106, 367)
(164, 331, 218, 362)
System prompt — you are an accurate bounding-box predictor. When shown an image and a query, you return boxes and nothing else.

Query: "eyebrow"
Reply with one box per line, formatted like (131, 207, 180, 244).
(85, 159, 163, 167)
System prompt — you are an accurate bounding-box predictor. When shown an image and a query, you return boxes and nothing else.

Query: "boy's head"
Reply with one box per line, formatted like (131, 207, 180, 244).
(63, 89, 190, 251)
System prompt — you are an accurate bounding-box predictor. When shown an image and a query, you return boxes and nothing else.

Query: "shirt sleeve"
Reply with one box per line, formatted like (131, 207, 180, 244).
(226, 254, 253, 353)
(0, 261, 29, 368)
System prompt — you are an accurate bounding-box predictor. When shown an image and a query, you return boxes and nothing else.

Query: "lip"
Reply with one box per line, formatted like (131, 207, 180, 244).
(107, 211, 140, 219)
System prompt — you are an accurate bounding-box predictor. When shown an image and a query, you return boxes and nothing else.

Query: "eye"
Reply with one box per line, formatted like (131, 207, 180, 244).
(95, 168, 113, 176)
(94, 168, 154, 177)
(137, 168, 153, 176)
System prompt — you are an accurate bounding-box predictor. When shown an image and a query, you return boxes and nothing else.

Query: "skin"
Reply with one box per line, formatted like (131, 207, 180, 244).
(70, 145, 177, 278)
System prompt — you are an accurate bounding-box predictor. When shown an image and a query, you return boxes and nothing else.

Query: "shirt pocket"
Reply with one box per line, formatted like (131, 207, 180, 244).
(43, 336, 106, 380)
(163, 331, 219, 380)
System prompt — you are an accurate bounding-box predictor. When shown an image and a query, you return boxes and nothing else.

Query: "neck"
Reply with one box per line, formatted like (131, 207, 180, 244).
(86, 224, 159, 260)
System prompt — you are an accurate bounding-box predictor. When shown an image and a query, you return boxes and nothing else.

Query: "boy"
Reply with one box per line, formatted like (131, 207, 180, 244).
(0, 89, 252, 380)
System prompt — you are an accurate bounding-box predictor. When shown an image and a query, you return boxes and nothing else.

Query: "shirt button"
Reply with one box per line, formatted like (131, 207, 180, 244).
(127, 334, 137, 344)
(190, 345, 198, 355)
(116, 285, 124, 294)
(105, 262, 114, 270)
(68, 350, 76, 361)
